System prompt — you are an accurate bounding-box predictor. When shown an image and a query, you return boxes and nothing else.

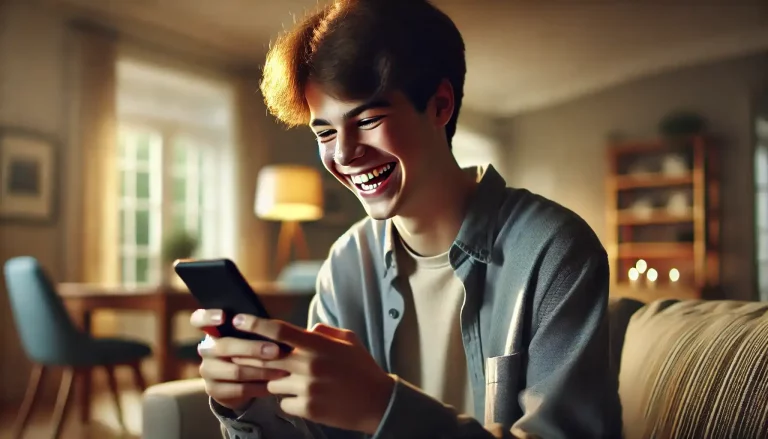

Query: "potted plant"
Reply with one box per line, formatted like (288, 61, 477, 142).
(160, 229, 199, 286)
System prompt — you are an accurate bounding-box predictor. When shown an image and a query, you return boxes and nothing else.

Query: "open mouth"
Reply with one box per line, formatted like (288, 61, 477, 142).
(348, 162, 397, 192)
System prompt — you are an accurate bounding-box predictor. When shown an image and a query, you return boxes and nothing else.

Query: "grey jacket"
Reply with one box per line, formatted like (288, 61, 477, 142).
(213, 165, 622, 438)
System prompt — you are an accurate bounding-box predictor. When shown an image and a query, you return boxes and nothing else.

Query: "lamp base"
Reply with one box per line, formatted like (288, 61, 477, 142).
(276, 221, 309, 275)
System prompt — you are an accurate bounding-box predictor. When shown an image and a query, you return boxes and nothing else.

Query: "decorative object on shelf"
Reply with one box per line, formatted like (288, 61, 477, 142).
(630, 197, 654, 220)
(161, 229, 199, 286)
(661, 153, 689, 177)
(666, 191, 691, 217)
(0, 128, 56, 223)
(255, 164, 324, 275)
(658, 111, 706, 138)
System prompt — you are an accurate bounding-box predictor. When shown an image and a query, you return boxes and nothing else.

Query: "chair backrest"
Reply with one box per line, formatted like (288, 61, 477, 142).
(3, 256, 83, 364)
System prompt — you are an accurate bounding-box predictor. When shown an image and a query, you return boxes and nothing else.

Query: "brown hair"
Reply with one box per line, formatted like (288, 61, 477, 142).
(260, 0, 466, 146)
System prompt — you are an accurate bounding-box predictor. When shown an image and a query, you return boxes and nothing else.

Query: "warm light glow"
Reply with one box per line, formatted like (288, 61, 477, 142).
(255, 165, 324, 221)
(635, 259, 648, 274)
(647, 268, 658, 282)
(669, 268, 680, 282)
(628, 268, 639, 281)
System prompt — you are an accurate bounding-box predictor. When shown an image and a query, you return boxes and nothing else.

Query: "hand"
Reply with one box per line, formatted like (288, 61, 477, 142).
(231, 314, 396, 435)
(190, 309, 289, 411)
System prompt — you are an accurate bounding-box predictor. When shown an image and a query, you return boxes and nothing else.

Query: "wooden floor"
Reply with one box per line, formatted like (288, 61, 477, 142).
(0, 364, 200, 439)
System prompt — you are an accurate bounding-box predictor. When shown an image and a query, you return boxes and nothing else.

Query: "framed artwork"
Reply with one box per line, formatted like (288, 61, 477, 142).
(0, 128, 57, 222)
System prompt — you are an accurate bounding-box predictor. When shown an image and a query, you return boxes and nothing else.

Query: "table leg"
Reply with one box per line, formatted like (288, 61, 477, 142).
(79, 312, 92, 423)
(157, 299, 174, 383)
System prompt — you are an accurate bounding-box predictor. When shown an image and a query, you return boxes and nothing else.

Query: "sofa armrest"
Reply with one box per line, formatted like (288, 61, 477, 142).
(142, 378, 222, 439)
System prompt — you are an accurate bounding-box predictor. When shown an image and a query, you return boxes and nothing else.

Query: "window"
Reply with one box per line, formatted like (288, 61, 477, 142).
(755, 116, 768, 300)
(116, 59, 235, 286)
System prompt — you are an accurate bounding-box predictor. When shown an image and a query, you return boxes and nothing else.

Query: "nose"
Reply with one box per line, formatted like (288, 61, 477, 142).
(334, 133, 365, 166)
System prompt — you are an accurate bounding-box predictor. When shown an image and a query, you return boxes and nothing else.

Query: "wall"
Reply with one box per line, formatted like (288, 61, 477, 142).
(503, 53, 768, 301)
(0, 0, 72, 405)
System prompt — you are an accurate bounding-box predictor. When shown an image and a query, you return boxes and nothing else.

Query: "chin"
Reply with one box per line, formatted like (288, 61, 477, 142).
(362, 200, 399, 221)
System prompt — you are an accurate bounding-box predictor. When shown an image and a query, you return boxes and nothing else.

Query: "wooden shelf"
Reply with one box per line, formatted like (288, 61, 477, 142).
(613, 173, 693, 190)
(611, 284, 700, 302)
(615, 209, 693, 225)
(616, 243, 693, 260)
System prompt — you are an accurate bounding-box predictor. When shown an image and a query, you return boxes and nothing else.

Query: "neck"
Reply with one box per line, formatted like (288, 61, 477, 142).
(393, 161, 477, 257)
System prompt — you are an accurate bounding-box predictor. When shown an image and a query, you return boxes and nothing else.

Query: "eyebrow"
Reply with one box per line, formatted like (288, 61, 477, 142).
(310, 98, 392, 127)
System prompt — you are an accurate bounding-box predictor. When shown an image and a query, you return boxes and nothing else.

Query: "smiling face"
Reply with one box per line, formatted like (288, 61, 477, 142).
(306, 80, 455, 220)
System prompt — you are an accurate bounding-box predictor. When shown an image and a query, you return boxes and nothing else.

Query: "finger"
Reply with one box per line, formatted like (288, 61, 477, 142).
(310, 323, 359, 344)
(232, 315, 330, 352)
(200, 357, 289, 382)
(198, 336, 283, 360)
(190, 309, 225, 328)
(266, 374, 319, 397)
(205, 381, 270, 402)
(231, 349, 309, 369)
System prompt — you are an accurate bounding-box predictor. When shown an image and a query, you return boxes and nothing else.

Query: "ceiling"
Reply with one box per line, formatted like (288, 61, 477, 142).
(43, 0, 768, 117)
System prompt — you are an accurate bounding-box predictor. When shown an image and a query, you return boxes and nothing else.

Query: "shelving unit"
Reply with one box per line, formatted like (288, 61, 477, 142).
(605, 135, 720, 301)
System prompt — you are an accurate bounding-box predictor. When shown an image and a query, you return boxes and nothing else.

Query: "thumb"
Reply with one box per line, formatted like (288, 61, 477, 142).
(311, 323, 359, 344)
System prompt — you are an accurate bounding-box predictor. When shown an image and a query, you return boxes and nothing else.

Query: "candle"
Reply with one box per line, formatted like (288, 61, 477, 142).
(646, 268, 658, 288)
(669, 268, 680, 286)
(636, 259, 648, 275)
(628, 267, 640, 289)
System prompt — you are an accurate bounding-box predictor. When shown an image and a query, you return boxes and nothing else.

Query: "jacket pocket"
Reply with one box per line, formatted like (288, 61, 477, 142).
(484, 353, 522, 428)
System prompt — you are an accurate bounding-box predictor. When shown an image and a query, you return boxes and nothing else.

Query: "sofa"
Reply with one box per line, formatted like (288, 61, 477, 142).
(141, 298, 768, 439)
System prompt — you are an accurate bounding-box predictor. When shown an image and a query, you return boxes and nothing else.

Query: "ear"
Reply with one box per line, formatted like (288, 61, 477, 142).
(430, 79, 455, 128)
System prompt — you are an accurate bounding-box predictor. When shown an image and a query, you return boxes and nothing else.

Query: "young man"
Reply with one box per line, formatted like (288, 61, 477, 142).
(191, 0, 622, 437)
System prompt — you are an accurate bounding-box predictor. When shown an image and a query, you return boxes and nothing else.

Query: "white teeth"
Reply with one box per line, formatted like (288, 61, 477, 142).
(361, 181, 382, 191)
(350, 164, 393, 184)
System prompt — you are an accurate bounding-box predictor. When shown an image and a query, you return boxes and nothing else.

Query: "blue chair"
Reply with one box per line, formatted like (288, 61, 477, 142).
(4, 256, 152, 439)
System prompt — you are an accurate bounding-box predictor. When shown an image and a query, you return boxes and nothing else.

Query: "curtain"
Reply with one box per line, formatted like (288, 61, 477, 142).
(233, 73, 272, 281)
(73, 24, 119, 285)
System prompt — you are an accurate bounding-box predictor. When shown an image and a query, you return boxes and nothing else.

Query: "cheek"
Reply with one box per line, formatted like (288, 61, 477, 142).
(318, 141, 335, 171)
(364, 122, 414, 158)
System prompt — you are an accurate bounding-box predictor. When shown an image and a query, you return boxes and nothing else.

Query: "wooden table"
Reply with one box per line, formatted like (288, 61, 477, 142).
(58, 282, 314, 422)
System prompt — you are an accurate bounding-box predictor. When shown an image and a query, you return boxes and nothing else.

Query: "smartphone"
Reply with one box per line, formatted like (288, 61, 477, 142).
(174, 258, 292, 352)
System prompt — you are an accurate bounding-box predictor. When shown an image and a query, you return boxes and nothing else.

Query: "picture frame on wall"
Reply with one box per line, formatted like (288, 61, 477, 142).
(0, 128, 57, 223)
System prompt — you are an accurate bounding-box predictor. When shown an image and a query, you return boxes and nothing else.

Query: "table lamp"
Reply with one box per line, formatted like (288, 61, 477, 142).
(255, 165, 324, 274)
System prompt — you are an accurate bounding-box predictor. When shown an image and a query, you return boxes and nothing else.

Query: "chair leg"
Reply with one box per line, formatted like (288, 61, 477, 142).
(50, 368, 74, 439)
(12, 364, 45, 439)
(129, 362, 147, 392)
(104, 365, 126, 431)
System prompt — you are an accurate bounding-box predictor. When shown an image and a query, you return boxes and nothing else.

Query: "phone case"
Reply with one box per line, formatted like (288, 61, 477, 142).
(174, 258, 292, 352)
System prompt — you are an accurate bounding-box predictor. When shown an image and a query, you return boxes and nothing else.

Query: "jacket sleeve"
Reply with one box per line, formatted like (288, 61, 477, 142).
(211, 260, 340, 439)
(370, 221, 621, 439)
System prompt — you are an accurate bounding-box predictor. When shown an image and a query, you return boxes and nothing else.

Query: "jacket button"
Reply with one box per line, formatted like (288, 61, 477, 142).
(389, 308, 400, 319)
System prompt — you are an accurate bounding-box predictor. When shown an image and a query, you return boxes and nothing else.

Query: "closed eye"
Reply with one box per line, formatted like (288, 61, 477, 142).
(315, 129, 336, 143)
(358, 116, 385, 129)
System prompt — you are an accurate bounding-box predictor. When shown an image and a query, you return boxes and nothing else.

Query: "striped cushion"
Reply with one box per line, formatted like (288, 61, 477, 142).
(619, 300, 768, 439)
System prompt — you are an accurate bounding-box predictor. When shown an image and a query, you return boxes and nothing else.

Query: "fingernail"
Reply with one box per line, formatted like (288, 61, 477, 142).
(262, 343, 278, 358)
(233, 314, 246, 327)
(210, 310, 223, 324)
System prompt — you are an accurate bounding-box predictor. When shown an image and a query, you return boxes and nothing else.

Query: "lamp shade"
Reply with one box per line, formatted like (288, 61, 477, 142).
(255, 165, 324, 222)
